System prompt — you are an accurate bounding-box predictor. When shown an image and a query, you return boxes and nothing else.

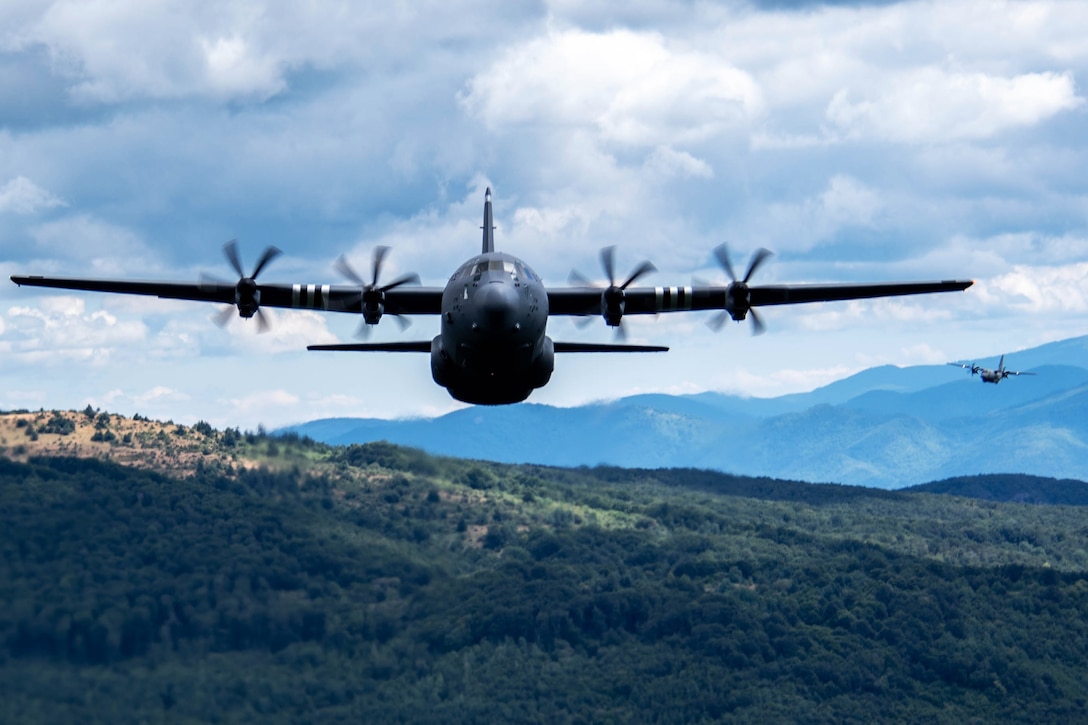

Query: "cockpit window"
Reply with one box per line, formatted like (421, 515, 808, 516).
(451, 262, 474, 283)
(516, 262, 536, 282)
(469, 259, 519, 280)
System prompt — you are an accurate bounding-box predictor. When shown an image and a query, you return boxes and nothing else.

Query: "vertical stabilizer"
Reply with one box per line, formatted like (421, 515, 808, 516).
(482, 187, 495, 254)
(998, 354, 1005, 372)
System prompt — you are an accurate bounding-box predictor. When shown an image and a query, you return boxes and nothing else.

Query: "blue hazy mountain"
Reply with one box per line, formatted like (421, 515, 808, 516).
(281, 335, 1088, 488)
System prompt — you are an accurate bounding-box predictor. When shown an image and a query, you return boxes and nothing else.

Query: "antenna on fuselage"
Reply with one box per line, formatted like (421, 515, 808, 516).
(481, 187, 495, 254)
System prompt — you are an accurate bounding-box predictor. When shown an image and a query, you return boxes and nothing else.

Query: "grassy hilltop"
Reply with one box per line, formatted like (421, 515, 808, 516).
(2, 410, 1088, 723)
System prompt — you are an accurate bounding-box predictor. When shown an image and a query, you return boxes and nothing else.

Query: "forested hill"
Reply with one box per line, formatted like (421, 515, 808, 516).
(4, 411, 1088, 722)
(904, 473, 1088, 505)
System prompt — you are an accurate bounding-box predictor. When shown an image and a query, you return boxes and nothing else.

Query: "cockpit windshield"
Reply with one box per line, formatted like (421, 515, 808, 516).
(468, 259, 518, 280)
(451, 257, 538, 283)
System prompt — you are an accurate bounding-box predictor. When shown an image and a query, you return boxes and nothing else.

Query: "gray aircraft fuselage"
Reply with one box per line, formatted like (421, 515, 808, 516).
(431, 251, 554, 404)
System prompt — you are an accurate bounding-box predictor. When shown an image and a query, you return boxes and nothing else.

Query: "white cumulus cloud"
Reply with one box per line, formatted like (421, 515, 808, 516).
(739, 174, 884, 253)
(826, 69, 1083, 143)
(4, 296, 149, 364)
(100, 385, 191, 408)
(199, 33, 284, 99)
(975, 263, 1088, 314)
(27, 214, 152, 272)
(223, 388, 301, 415)
(0, 176, 66, 214)
(226, 309, 340, 355)
(460, 28, 763, 148)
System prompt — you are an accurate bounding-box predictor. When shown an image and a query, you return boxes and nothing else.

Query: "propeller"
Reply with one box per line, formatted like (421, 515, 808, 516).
(203, 239, 282, 333)
(706, 243, 773, 336)
(569, 246, 656, 340)
(335, 246, 420, 338)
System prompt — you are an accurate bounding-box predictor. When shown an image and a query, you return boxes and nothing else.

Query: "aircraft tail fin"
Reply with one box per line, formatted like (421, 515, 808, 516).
(482, 187, 495, 254)
(998, 353, 1005, 372)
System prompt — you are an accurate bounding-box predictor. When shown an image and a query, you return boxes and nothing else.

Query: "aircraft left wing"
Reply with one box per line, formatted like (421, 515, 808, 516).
(547, 280, 973, 316)
(8, 275, 446, 316)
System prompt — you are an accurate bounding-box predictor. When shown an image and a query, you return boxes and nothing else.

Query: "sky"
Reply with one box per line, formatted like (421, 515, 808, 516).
(1, 0, 1086, 430)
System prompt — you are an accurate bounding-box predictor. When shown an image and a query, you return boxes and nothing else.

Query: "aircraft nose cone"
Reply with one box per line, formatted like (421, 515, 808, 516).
(477, 281, 518, 333)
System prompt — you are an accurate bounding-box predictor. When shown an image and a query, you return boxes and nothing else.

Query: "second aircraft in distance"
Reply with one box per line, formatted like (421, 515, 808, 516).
(948, 355, 1035, 384)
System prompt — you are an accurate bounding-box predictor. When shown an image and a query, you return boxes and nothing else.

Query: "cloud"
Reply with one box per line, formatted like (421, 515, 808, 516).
(0, 176, 66, 214)
(644, 146, 713, 180)
(788, 297, 957, 334)
(807, 230, 1088, 292)
(19, 1, 284, 103)
(199, 34, 284, 100)
(736, 174, 884, 253)
(460, 28, 763, 148)
(223, 388, 301, 415)
(24, 214, 152, 272)
(4, 295, 149, 364)
(826, 69, 1083, 143)
(855, 342, 952, 367)
(974, 262, 1088, 314)
(727, 364, 858, 399)
(12, 1, 541, 106)
(817, 174, 881, 228)
(226, 309, 340, 355)
(99, 385, 191, 408)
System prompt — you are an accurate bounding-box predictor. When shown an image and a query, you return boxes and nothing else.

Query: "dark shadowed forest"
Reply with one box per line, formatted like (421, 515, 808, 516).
(3, 414, 1088, 723)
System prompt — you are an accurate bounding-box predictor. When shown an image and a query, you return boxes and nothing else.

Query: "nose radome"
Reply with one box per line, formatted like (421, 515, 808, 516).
(477, 281, 518, 332)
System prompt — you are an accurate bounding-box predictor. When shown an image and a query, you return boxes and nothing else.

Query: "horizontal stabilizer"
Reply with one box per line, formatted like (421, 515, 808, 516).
(553, 342, 668, 353)
(308, 342, 431, 353)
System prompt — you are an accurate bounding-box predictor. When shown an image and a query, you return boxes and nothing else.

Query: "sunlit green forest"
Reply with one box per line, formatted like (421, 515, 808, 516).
(3, 424, 1088, 723)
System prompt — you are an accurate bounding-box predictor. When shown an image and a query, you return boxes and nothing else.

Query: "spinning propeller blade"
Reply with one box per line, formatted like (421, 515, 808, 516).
(707, 243, 773, 336)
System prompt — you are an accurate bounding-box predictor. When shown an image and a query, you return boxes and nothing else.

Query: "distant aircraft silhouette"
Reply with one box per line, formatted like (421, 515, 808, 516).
(948, 354, 1036, 384)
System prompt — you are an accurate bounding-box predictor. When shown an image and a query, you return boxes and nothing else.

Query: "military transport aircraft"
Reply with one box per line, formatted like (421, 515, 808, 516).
(948, 354, 1035, 384)
(11, 188, 973, 405)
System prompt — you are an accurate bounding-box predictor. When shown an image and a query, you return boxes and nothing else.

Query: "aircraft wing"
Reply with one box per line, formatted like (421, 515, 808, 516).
(547, 279, 973, 316)
(9, 275, 445, 315)
(747, 280, 973, 306)
(307, 341, 669, 353)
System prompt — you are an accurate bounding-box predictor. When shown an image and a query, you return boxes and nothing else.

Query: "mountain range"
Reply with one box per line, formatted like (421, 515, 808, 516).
(282, 335, 1088, 488)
